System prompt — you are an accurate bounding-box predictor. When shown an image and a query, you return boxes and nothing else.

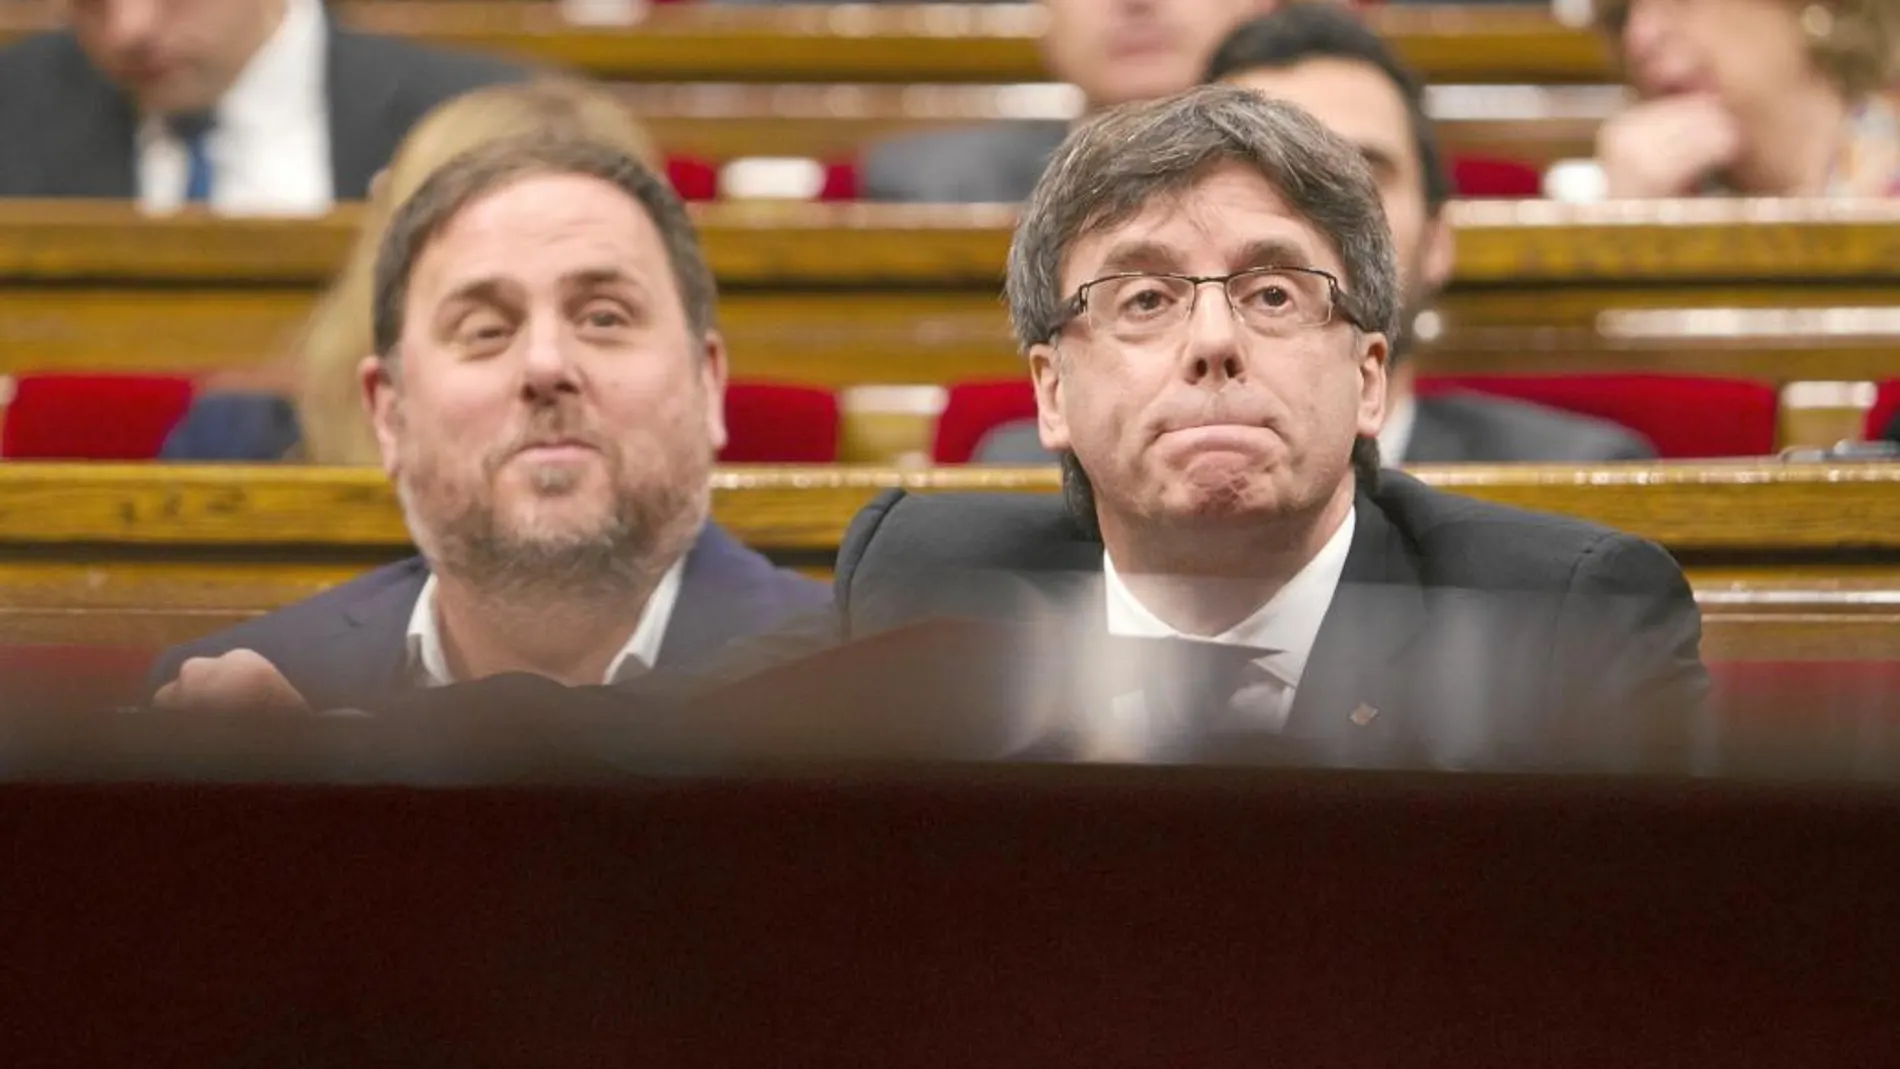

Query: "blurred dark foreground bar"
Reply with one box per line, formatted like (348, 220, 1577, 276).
(2, 750, 1899, 1068)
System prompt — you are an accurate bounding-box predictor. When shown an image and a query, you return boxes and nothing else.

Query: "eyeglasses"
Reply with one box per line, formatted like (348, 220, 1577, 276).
(1050, 266, 1366, 344)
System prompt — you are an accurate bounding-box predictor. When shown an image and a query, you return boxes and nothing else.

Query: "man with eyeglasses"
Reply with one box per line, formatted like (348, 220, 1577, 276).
(334, 88, 1708, 774)
(787, 85, 1708, 770)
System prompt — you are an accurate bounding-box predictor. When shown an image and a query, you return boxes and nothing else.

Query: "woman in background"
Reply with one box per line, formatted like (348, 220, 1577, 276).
(162, 79, 662, 462)
(1591, 0, 1900, 197)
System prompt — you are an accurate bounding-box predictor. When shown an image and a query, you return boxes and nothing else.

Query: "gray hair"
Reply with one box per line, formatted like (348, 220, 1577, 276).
(371, 134, 717, 359)
(1007, 83, 1398, 350)
(1005, 85, 1399, 529)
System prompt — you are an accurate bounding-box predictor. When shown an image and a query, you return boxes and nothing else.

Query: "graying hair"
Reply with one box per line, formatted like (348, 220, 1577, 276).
(1005, 85, 1398, 532)
(1007, 83, 1398, 349)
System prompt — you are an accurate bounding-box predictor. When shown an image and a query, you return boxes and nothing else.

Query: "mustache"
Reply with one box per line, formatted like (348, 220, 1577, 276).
(483, 409, 613, 473)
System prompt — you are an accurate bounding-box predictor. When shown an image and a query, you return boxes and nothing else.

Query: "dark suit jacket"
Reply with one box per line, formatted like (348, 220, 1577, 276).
(147, 524, 830, 711)
(860, 121, 1068, 203)
(818, 471, 1706, 770)
(0, 23, 527, 200)
(1407, 393, 1656, 463)
(159, 393, 303, 461)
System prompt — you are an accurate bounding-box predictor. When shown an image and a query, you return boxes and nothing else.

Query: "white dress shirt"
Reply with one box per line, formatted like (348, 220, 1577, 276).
(1378, 392, 1417, 466)
(1091, 508, 1357, 761)
(137, 0, 333, 216)
(403, 557, 686, 687)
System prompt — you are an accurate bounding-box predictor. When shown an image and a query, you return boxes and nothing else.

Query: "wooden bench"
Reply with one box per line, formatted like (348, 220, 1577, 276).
(1, 200, 1895, 447)
(0, 2, 1618, 85)
(0, 461, 1891, 663)
(617, 82, 1617, 170)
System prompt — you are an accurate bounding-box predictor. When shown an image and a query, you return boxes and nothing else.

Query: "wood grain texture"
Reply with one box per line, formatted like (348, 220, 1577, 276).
(0, 463, 1888, 654)
(0, 3, 1613, 85)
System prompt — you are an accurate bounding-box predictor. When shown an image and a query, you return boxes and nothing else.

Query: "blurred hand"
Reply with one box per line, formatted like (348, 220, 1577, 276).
(153, 649, 310, 714)
(1596, 93, 1743, 198)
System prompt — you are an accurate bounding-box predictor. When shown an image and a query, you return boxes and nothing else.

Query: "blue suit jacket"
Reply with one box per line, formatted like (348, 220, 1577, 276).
(147, 524, 830, 709)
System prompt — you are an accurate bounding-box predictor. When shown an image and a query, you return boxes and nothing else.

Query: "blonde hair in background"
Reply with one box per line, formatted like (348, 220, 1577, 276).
(1592, 0, 1900, 98)
(297, 78, 663, 465)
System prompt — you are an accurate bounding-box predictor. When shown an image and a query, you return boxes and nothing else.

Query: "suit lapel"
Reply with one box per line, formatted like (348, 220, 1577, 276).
(1284, 493, 1428, 741)
(50, 35, 139, 197)
(325, 558, 430, 708)
(322, 27, 401, 199)
(654, 525, 786, 670)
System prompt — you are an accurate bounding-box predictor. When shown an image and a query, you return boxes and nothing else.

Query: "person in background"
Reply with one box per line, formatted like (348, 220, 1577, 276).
(151, 135, 827, 712)
(1591, 0, 1900, 197)
(975, 3, 1655, 464)
(861, 0, 1264, 202)
(0, 0, 527, 213)
(160, 79, 662, 462)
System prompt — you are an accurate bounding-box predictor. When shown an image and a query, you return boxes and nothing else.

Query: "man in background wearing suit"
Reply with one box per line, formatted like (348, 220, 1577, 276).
(976, 3, 1654, 464)
(828, 86, 1706, 769)
(0, 0, 526, 214)
(861, 0, 1260, 203)
(151, 136, 827, 712)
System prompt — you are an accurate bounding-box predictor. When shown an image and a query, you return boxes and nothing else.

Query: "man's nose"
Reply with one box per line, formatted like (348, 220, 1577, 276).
(1179, 285, 1248, 384)
(518, 318, 582, 398)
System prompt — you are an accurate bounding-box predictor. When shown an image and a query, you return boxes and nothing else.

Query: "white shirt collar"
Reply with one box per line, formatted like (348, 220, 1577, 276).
(1102, 506, 1356, 691)
(136, 0, 331, 216)
(1378, 392, 1416, 466)
(403, 555, 687, 688)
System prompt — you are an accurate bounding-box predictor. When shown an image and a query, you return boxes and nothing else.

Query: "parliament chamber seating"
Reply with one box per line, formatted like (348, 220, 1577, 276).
(1413, 374, 1781, 458)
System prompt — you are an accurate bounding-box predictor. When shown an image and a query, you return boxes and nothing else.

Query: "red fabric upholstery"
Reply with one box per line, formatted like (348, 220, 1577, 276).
(720, 382, 839, 463)
(1865, 379, 1900, 439)
(933, 380, 1038, 463)
(1, 373, 196, 459)
(1449, 156, 1544, 198)
(820, 161, 860, 202)
(1711, 660, 1900, 729)
(665, 156, 720, 202)
(1415, 374, 1779, 458)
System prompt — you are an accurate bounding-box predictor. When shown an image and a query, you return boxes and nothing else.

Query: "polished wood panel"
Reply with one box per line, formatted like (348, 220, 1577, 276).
(0, 3, 1615, 85)
(0, 463, 1892, 658)
(620, 83, 1615, 167)
(2, 201, 1898, 387)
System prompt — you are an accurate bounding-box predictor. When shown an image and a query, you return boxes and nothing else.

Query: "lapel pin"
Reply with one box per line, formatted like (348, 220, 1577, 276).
(1349, 703, 1380, 727)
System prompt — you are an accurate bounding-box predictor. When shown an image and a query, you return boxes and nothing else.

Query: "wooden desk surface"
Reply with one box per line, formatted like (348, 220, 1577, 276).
(0, 463, 1894, 664)
(0, 2, 1616, 85)
(1, 200, 1896, 385)
(8, 199, 1900, 288)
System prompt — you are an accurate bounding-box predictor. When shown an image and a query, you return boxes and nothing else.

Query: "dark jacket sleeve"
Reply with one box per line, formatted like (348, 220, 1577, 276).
(158, 394, 303, 462)
(1551, 532, 1712, 772)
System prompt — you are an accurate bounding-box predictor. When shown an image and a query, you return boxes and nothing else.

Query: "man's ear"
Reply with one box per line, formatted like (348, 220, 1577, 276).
(1420, 211, 1456, 295)
(1355, 331, 1390, 439)
(699, 330, 731, 454)
(1028, 342, 1072, 452)
(359, 353, 401, 478)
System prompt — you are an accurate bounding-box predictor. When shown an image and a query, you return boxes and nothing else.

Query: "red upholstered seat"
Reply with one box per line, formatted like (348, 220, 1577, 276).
(1865, 379, 1900, 439)
(720, 382, 839, 463)
(1710, 660, 1900, 730)
(665, 156, 720, 202)
(1449, 156, 1545, 198)
(1415, 374, 1779, 458)
(1, 373, 196, 459)
(933, 380, 1039, 463)
(819, 161, 859, 202)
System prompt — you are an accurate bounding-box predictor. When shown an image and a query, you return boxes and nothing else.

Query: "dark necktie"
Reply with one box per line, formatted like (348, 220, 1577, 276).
(167, 113, 215, 204)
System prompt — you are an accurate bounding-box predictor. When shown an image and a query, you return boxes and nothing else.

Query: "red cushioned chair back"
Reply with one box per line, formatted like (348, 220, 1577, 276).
(1415, 374, 1779, 458)
(1710, 660, 1900, 731)
(933, 381, 1039, 463)
(1865, 379, 1900, 440)
(1, 373, 197, 459)
(720, 382, 839, 463)
(1450, 156, 1545, 198)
